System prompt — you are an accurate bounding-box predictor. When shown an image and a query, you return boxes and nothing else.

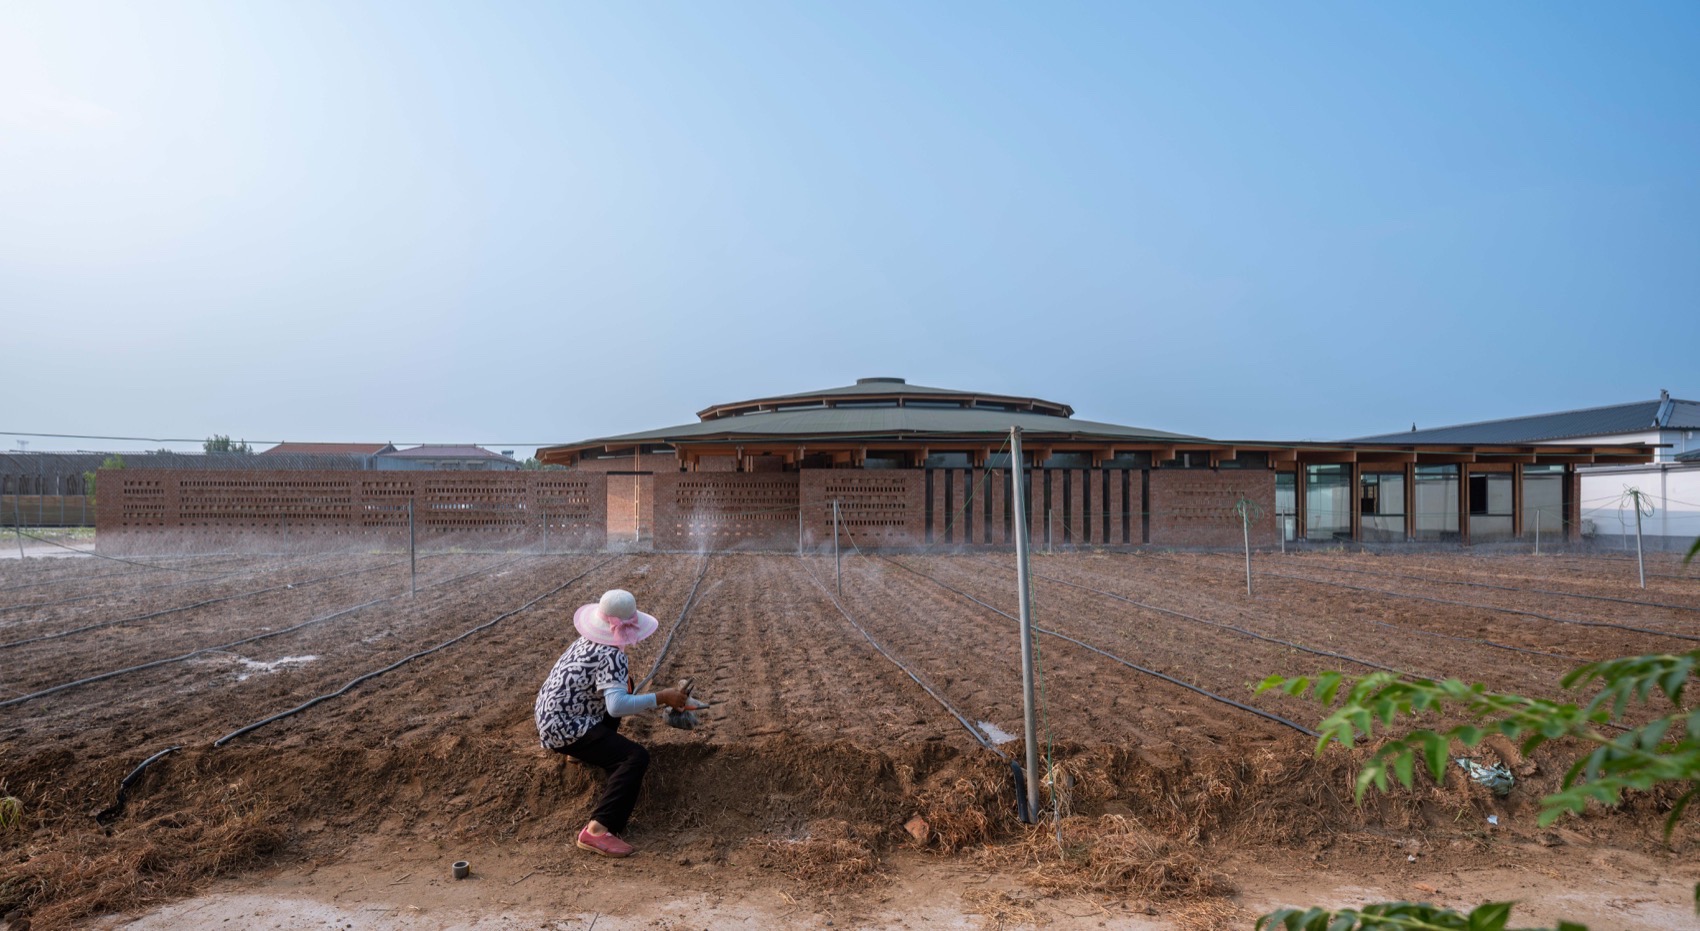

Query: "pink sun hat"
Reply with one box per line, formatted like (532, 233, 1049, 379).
(573, 589, 659, 648)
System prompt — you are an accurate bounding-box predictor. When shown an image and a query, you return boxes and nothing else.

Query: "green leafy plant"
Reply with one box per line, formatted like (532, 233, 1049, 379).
(1259, 900, 1585, 931)
(1254, 650, 1700, 930)
(83, 454, 124, 506)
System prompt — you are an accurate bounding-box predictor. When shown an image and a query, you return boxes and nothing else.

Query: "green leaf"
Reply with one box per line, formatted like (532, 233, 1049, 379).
(1392, 749, 1416, 790)
(1317, 671, 1345, 705)
(1465, 901, 1512, 931)
(1419, 730, 1451, 784)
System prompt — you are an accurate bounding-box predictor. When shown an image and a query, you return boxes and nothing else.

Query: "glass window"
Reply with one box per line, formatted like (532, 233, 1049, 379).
(1523, 465, 1565, 538)
(1469, 471, 1514, 541)
(1360, 472, 1406, 542)
(1304, 464, 1352, 541)
(1275, 472, 1296, 542)
(1413, 465, 1460, 541)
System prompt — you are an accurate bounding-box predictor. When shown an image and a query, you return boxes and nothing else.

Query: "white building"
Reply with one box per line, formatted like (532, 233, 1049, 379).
(1358, 391, 1699, 550)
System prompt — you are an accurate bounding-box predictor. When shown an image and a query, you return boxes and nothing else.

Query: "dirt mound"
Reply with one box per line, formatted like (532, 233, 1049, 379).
(6, 729, 1644, 930)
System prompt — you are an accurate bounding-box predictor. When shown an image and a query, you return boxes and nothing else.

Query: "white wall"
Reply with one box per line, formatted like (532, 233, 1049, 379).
(1579, 462, 1700, 549)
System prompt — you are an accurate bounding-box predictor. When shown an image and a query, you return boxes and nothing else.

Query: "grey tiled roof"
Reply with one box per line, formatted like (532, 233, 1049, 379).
(383, 445, 518, 462)
(557, 405, 1198, 449)
(1356, 398, 1699, 444)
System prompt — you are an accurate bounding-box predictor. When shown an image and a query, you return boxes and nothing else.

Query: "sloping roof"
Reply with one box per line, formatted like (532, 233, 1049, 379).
(1678, 449, 1700, 462)
(1356, 396, 1700, 445)
(262, 442, 394, 456)
(698, 377, 1073, 419)
(382, 445, 518, 462)
(552, 405, 1197, 453)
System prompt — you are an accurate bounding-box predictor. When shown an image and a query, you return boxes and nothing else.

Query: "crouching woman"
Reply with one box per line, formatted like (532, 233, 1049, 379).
(534, 589, 691, 858)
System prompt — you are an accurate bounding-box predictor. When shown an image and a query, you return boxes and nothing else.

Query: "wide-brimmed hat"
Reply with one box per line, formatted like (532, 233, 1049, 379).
(573, 589, 659, 647)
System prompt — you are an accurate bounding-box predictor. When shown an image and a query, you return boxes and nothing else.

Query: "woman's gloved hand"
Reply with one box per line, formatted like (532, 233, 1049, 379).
(655, 687, 692, 711)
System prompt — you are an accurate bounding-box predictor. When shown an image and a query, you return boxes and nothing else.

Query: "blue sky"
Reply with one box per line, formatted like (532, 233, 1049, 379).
(4, 1, 1696, 455)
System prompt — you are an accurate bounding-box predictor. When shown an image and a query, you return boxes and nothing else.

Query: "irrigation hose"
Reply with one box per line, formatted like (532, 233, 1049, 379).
(1257, 570, 1700, 645)
(0, 559, 408, 650)
(11, 528, 231, 573)
(636, 556, 713, 692)
(0, 551, 339, 613)
(796, 555, 1008, 758)
(1270, 558, 1700, 615)
(0, 553, 254, 595)
(973, 557, 1403, 675)
(0, 556, 531, 708)
(213, 556, 620, 746)
(94, 745, 182, 825)
(880, 557, 1319, 738)
(1078, 552, 1592, 664)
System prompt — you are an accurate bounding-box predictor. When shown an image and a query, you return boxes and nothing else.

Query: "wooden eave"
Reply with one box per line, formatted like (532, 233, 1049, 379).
(537, 436, 1658, 469)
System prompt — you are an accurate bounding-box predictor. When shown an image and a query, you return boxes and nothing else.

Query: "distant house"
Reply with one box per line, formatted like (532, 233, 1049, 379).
(1358, 390, 1699, 549)
(261, 442, 397, 458)
(377, 445, 522, 471)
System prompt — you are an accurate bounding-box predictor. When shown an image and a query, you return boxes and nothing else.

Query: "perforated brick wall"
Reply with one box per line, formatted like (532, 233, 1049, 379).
(96, 470, 606, 553)
(651, 472, 800, 551)
(800, 470, 926, 548)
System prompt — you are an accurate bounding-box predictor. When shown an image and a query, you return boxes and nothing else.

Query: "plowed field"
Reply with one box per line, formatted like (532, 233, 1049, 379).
(2, 549, 1697, 930)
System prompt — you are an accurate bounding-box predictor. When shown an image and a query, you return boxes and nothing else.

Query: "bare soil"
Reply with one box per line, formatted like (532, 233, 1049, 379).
(1, 549, 1697, 930)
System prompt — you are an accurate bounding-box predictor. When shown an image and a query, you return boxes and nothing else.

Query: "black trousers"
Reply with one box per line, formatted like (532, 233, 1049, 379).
(557, 715, 650, 835)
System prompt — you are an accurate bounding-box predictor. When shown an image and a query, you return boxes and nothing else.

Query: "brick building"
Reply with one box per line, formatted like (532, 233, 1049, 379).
(537, 378, 1656, 551)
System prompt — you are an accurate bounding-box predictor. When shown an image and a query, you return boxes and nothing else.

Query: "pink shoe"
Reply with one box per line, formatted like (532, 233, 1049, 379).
(576, 826, 635, 858)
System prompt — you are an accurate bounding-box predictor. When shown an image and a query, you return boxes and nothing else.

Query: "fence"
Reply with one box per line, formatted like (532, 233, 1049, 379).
(1, 495, 95, 528)
(95, 470, 606, 554)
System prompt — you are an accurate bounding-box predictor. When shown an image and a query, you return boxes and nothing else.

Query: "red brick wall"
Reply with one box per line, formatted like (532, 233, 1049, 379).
(652, 472, 800, 551)
(1147, 469, 1277, 548)
(569, 453, 675, 545)
(96, 469, 606, 553)
(800, 470, 926, 549)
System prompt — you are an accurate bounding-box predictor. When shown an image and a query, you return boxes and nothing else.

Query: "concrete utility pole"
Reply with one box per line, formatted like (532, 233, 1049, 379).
(408, 498, 417, 597)
(833, 499, 842, 597)
(1009, 427, 1041, 823)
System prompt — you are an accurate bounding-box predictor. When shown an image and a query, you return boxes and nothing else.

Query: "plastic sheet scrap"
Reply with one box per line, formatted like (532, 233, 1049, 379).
(1455, 758, 1514, 796)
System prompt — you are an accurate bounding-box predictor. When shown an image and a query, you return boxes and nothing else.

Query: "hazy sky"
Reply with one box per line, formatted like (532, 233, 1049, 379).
(5, 2, 1697, 456)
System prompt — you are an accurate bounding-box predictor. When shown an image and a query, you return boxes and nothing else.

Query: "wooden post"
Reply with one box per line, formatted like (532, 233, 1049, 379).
(1459, 464, 1471, 546)
(1349, 461, 1362, 542)
(1511, 462, 1525, 539)
(1403, 462, 1416, 542)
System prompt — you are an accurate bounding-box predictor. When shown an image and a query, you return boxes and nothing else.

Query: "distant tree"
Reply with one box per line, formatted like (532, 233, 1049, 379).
(84, 454, 124, 504)
(204, 435, 253, 454)
(522, 457, 543, 470)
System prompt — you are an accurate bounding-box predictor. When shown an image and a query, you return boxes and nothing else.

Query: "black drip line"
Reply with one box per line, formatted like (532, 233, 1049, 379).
(0, 554, 534, 708)
(213, 555, 621, 747)
(879, 556, 1318, 738)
